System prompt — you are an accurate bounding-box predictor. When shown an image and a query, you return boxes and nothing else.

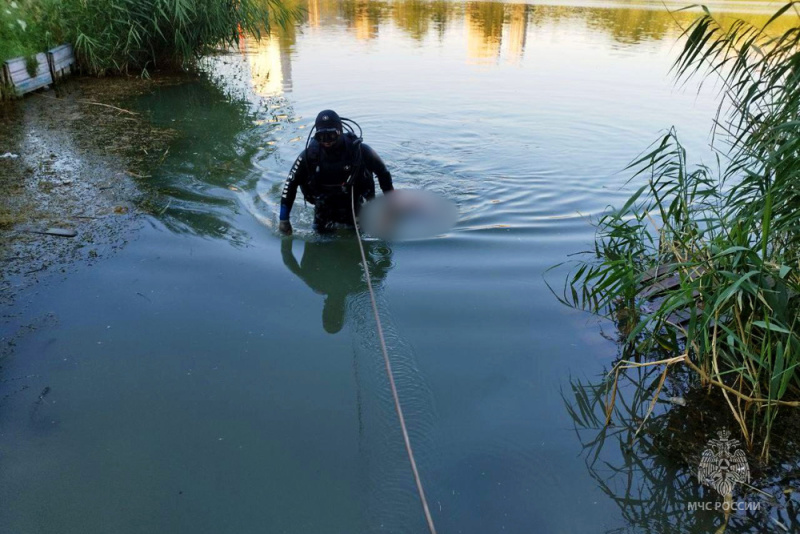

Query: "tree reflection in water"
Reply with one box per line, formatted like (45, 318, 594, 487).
(300, 0, 798, 55)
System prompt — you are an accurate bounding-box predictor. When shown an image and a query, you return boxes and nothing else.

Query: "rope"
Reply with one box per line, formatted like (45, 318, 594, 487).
(350, 188, 438, 534)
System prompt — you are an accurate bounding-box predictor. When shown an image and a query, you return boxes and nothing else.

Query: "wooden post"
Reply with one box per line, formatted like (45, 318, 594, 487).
(0, 63, 8, 99)
(47, 44, 76, 81)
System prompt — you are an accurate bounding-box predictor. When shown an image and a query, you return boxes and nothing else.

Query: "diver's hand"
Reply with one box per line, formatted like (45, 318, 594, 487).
(279, 220, 293, 235)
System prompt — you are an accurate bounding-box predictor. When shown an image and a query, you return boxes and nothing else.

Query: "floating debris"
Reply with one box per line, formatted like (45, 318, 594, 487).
(25, 227, 78, 238)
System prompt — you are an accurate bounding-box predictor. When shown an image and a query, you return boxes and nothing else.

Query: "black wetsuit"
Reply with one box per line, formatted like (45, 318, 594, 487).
(280, 133, 393, 231)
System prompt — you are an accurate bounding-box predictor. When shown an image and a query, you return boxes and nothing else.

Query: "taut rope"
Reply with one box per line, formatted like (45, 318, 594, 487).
(350, 188, 438, 534)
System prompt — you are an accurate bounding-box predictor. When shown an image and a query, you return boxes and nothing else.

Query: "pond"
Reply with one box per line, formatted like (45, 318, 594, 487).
(0, 1, 795, 532)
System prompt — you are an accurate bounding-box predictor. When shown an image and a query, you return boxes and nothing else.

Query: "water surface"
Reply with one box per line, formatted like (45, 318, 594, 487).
(1, 1, 794, 532)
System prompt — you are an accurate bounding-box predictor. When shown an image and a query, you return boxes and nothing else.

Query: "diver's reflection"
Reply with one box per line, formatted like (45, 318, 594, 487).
(281, 237, 393, 334)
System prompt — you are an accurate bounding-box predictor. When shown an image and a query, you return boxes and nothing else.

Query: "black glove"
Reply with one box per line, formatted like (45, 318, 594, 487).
(279, 220, 293, 235)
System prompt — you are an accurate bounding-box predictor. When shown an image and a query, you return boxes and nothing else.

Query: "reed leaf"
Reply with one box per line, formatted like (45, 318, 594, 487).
(560, 3, 800, 457)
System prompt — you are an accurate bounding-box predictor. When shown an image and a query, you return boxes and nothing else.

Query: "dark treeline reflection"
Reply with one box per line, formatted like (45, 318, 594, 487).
(285, 0, 795, 60)
(132, 75, 294, 243)
(133, 81, 260, 243)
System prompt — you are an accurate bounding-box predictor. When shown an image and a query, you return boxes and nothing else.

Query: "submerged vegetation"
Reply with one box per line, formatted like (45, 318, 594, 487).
(563, 3, 800, 458)
(1, 0, 297, 79)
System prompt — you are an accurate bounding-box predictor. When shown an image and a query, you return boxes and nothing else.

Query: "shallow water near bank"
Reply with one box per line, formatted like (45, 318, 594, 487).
(1, 0, 797, 532)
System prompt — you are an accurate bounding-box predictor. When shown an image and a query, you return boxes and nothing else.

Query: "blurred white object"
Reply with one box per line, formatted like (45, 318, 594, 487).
(359, 189, 457, 240)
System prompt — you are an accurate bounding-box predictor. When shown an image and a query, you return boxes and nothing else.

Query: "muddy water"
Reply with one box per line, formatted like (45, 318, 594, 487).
(0, 1, 794, 532)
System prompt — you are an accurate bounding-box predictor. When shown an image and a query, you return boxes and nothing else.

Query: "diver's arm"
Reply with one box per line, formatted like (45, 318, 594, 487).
(281, 238, 302, 276)
(280, 151, 308, 222)
(361, 143, 393, 193)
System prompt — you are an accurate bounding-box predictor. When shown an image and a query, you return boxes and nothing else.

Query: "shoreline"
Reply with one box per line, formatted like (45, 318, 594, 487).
(0, 75, 182, 309)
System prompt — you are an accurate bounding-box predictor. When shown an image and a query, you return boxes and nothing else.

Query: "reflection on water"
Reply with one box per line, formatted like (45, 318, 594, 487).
(466, 2, 505, 60)
(133, 0, 794, 249)
(77, 2, 799, 532)
(242, 33, 294, 95)
(505, 4, 529, 63)
(343, 0, 383, 40)
(564, 368, 800, 532)
(281, 237, 393, 333)
(133, 78, 296, 240)
(138, 0, 797, 244)
(134, 82, 256, 241)
(261, 0, 797, 73)
(125, 0, 792, 264)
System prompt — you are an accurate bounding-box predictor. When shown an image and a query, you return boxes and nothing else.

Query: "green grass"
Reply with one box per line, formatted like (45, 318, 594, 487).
(559, 2, 800, 459)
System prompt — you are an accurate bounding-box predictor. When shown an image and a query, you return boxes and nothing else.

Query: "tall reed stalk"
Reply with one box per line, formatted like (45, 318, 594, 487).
(562, 3, 800, 458)
(5, 0, 298, 77)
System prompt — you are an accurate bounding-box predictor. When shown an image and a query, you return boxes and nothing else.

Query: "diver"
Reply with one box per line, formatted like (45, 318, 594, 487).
(281, 237, 392, 333)
(278, 110, 394, 234)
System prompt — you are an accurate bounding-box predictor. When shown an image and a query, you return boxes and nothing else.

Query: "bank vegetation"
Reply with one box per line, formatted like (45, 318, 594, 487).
(562, 2, 800, 459)
(2, 0, 297, 93)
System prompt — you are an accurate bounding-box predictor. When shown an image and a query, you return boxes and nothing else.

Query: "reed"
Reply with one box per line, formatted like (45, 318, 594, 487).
(1, 0, 299, 78)
(63, 0, 298, 75)
(561, 3, 800, 458)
